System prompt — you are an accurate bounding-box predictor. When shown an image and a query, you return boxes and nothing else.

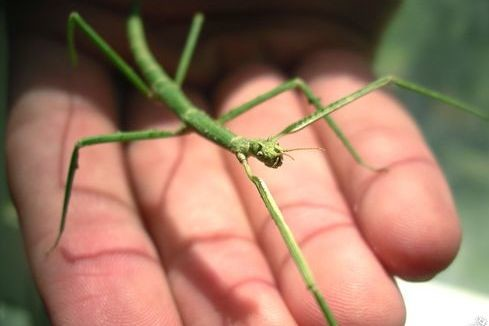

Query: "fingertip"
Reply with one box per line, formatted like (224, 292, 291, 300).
(297, 50, 462, 280)
(358, 161, 461, 280)
(279, 226, 406, 325)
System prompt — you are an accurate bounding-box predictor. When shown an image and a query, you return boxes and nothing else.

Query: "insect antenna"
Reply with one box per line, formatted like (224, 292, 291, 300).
(282, 146, 326, 161)
(283, 146, 326, 153)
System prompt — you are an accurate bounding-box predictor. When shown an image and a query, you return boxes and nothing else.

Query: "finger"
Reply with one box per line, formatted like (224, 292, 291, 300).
(125, 91, 297, 325)
(216, 65, 405, 325)
(7, 38, 180, 324)
(298, 51, 461, 279)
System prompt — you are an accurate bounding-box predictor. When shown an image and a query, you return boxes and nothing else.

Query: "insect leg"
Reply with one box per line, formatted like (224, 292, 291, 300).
(47, 127, 185, 254)
(237, 153, 337, 326)
(218, 78, 380, 170)
(275, 75, 488, 139)
(67, 12, 153, 98)
(174, 13, 204, 87)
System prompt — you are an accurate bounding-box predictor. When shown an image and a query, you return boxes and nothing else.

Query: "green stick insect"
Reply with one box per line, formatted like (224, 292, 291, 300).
(46, 3, 489, 326)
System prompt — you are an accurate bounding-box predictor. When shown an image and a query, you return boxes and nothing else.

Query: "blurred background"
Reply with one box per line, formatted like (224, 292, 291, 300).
(1, 0, 488, 324)
(375, 0, 489, 295)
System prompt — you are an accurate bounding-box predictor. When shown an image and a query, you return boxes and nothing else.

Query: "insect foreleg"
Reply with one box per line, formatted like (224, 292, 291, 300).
(47, 128, 185, 254)
(237, 153, 337, 326)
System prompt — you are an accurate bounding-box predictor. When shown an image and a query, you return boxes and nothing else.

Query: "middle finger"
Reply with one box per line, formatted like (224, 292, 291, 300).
(126, 91, 297, 325)
(217, 65, 404, 325)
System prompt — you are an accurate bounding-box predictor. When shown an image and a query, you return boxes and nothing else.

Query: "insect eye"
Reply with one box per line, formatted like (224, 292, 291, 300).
(256, 151, 264, 157)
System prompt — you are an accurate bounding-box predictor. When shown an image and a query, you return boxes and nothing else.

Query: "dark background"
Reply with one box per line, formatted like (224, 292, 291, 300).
(1, 0, 488, 324)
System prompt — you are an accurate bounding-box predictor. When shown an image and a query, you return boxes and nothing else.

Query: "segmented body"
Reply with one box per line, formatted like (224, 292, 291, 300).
(127, 9, 284, 166)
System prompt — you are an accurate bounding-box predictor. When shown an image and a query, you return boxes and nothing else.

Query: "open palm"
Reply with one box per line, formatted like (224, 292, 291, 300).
(7, 1, 460, 324)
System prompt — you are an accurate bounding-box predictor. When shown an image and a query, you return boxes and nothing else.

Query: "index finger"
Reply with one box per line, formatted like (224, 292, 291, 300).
(7, 37, 181, 324)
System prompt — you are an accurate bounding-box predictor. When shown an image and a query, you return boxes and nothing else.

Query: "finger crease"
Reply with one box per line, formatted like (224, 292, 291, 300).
(60, 244, 159, 266)
(257, 200, 349, 241)
(68, 186, 137, 214)
(164, 232, 257, 269)
(278, 221, 354, 273)
(355, 155, 438, 210)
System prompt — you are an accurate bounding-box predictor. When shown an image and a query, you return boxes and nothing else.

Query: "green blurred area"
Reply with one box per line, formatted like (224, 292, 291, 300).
(1, 0, 488, 324)
(375, 0, 489, 295)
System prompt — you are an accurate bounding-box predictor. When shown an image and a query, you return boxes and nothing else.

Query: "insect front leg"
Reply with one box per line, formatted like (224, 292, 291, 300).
(237, 153, 337, 326)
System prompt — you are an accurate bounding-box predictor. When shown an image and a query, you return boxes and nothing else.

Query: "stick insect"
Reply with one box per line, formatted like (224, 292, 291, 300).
(47, 3, 489, 325)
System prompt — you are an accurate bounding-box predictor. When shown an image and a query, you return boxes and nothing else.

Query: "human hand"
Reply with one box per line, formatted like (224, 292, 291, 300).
(7, 1, 459, 325)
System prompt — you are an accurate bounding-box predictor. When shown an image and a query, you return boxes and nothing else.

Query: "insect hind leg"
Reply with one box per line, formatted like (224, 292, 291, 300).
(47, 127, 184, 255)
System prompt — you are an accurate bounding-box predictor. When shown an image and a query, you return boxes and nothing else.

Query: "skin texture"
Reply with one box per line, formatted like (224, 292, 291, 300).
(7, 1, 460, 325)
